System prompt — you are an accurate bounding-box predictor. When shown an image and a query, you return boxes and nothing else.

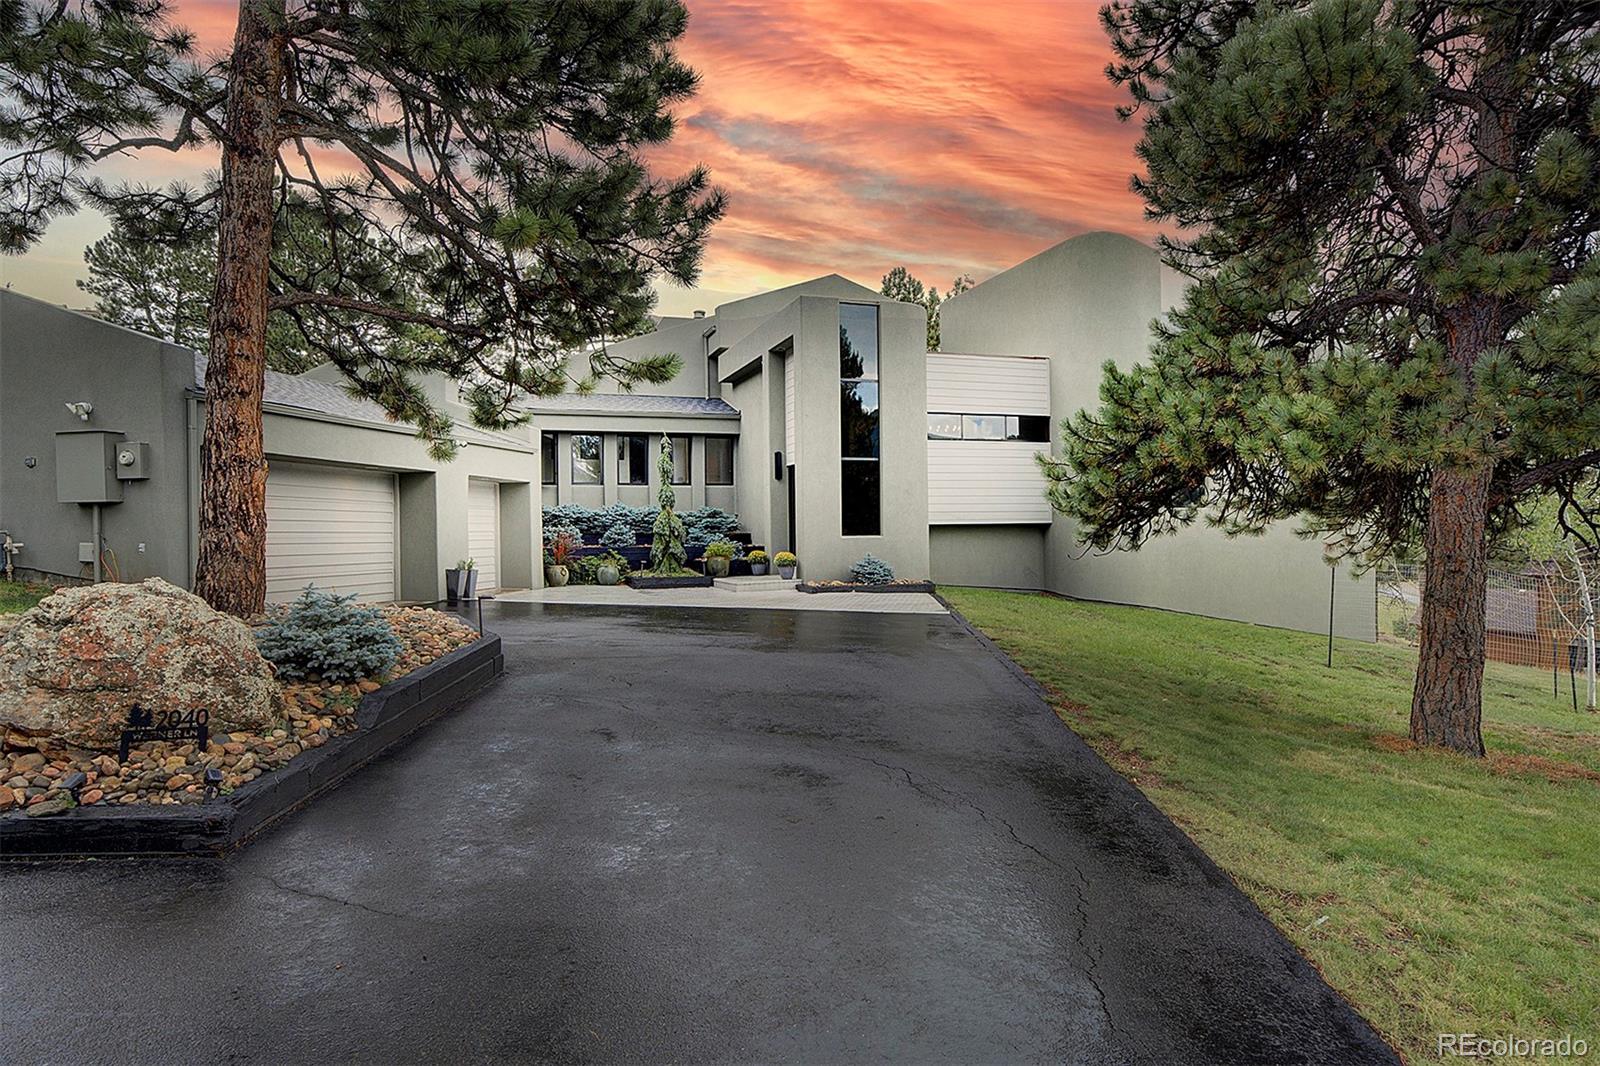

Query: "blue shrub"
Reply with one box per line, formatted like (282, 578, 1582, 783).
(599, 520, 637, 550)
(255, 586, 402, 683)
(849, 555, 895, 585)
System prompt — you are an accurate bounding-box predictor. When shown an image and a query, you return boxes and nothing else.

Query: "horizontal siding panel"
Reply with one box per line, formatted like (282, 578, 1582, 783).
(928, 441, 1052, 524)
(266, 461, 396, 604)
(926, 354, 1050, 415)
(467, 479, 499, 591)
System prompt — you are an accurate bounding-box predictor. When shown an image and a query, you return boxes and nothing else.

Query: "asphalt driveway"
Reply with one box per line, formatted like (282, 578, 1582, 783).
(1, 602, 1396, 1065)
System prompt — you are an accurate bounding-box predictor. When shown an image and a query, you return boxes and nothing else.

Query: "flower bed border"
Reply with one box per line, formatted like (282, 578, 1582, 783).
(626, 574, 716, 590)
(0, 632, 503, 859)
(796, 581, 937, 595)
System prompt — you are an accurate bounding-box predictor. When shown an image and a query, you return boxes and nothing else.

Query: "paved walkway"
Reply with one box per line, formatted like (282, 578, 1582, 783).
(495, 579, 947, 614)
(1, 602, 1394, 1064)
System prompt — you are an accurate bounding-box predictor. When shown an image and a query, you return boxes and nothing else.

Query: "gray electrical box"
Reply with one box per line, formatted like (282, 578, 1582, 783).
(55, 430, 124, 504)
(114, 441, 151, 480)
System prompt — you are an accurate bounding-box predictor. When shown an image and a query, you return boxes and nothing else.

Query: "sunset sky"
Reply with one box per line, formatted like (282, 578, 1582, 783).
(0, 0, 1154, 316)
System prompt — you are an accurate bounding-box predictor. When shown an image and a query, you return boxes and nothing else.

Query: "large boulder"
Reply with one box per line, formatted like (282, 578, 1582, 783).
(0, 579, 279, 750)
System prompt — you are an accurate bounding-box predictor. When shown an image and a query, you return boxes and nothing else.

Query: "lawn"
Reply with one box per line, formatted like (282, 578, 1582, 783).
(0, 580, 51, 614)
(943, 586, 1599, 1065)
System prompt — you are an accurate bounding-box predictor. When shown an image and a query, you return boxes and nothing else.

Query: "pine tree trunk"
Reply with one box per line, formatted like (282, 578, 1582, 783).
(191, 1, 285, 616)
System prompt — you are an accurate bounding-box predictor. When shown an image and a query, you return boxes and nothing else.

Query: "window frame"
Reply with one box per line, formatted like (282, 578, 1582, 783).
(617, 433, 649, 486)
(540, 432, 557, 485)
(840, 303, 881, 537)
(705, 435, 735, 486)
(669, 435, 692, 485)
(926, 412, 1050, 443)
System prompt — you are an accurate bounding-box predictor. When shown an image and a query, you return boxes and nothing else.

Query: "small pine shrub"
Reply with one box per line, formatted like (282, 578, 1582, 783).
(255, 586, 402, 683)
(599, 520, 636, 551)
(849, 554, 895, 585)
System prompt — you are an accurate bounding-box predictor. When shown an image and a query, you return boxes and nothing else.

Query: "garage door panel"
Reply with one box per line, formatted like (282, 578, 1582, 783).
(266, 461, 397, 604)
(467, 479, 499, 592)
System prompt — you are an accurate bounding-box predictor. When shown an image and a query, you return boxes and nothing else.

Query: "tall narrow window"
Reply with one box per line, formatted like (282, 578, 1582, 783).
(705, 436, 734, 485)
(541, 432, 557, 485)
(840, 303, 880, 535)
(670, 435, 692, 485)
(572, 434, 602, 484)
(618, 434, 649, 485)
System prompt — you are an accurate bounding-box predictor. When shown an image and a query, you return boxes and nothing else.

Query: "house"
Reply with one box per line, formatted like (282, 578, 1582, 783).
(0, 231, 1374, 639)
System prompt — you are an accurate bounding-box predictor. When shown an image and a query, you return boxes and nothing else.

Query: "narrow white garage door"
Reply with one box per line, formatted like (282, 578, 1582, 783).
(467, 479, 500, 591)
(266, 461, 397, 604)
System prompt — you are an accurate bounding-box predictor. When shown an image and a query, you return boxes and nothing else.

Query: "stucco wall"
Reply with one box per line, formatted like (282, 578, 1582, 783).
(0, 290, 193, 584)
(930, 525, 1046, 589)
(939, 232, 1375, 641)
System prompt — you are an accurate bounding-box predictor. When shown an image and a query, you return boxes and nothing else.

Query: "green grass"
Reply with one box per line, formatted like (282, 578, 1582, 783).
(944, 587, 1599, 1064)
(0, 580, 51, 614)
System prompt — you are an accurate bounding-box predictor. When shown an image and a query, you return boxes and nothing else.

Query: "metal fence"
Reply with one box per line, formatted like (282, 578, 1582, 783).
(1374, 548, 1598, 710)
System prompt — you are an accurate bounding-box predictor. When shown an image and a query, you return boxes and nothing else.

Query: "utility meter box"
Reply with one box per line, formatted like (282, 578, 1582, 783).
(55, 430, 124, 504)
(115, 441, 151, 480)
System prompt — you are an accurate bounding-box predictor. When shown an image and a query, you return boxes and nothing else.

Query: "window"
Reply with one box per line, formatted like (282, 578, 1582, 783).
(571, 434, 602, 484)
(618, 434, 648, 485)
(705, 436, 734, 485)
(541, 432, 557, 485)
(840, 303, 880, 536)
(1007, 416, 1050, 442)
(927, 413, 1051, 443)
(670, 435, 691, 485)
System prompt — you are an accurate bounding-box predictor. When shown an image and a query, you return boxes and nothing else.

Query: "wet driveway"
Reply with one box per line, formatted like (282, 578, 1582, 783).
(1, 602, 1395, 1064)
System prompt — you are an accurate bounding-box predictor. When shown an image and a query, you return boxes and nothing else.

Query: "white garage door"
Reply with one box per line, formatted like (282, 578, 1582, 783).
(467, 479, 500, 591)
(266, 461, 397, 604)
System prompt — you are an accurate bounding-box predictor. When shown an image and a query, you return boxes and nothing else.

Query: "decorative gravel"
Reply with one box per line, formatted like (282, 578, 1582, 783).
(1, 606, 479, 815)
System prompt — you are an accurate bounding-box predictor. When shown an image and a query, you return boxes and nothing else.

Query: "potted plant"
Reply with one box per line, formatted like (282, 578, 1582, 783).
(445, 558, 477, 602)
(747, 550, 769, 576)
(775, 551, 798, 580)
(595, 551, 625, 586)
(545, 531, 579, 587)
(703, 539, 738, 578)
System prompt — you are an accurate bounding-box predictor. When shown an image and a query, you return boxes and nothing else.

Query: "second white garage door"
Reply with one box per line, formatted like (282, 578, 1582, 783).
(467, 479, 500, 592)
(266, 461, 397, 604)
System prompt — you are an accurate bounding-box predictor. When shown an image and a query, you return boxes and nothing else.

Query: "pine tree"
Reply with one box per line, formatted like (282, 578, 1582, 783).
(1, 0, 725, 614)
(80, 226, 214, 351)
(1050, 0, 1600, 754)
(880, 266, 976, 351)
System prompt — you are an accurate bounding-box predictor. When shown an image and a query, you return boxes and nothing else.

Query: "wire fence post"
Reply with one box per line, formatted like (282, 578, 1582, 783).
(1327, 564, 1336, 668)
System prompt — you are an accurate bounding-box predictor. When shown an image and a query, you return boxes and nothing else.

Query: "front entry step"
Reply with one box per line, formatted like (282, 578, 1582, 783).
(714, 575, 794, 593)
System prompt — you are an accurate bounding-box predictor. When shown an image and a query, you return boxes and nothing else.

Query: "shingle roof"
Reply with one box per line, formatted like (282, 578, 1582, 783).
(190, 355, 530, 448)
(521, 392, 740, 418)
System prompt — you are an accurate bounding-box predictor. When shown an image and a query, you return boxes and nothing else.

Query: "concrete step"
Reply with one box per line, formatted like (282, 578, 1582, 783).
(714, 575, 794, 592)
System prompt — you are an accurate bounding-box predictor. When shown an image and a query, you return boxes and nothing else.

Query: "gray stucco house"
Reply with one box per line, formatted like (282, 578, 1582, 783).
(0, 230, 1373, 639)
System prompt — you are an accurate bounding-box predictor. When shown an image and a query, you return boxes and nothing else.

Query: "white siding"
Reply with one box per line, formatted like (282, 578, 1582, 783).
(927, 441, 1052, 524)
(467, 478, 500, 591)
(784, 352, 796, 456)
(926, 353, 1050, 415)
(266, 461, 397, 604)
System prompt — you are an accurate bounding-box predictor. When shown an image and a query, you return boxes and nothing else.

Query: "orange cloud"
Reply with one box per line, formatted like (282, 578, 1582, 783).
(5, 0, 1152, 313)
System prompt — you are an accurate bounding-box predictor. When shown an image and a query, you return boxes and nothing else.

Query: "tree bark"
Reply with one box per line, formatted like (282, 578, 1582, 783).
(1410, 464, 1491, 755)
(192, 1, 285, 616)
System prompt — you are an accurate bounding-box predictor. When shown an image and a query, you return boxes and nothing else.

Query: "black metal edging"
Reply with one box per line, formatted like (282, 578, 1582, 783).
(0, 633, 504, 859)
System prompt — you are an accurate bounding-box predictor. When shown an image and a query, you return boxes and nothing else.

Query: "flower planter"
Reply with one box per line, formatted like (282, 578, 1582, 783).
(778, 565, 797, 580)
(596, 563, 621, 586)
(705, 556, 731, 578)
(445, 568, 478, 602)
(544, 564, 569, 587)
(750, 562, 769, 576)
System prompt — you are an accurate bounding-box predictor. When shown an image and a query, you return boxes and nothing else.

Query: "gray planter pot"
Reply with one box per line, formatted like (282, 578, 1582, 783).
(596, 563, 621, 586)
(750, 562, 769, 576)
(545, 564, 569, 587)
(778, 565, 797, 580)
(445, 568, 478, 602)
(705, 556, 731, 578)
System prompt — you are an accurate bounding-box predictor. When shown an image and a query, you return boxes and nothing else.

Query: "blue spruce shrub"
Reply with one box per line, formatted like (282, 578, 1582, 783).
(255, 586, 403, 683)
(849, 554, 895, 585)
(600, 519, 636, 551)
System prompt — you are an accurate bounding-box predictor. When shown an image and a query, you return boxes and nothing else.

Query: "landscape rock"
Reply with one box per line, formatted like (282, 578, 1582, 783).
(0, 579, 279, 750)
